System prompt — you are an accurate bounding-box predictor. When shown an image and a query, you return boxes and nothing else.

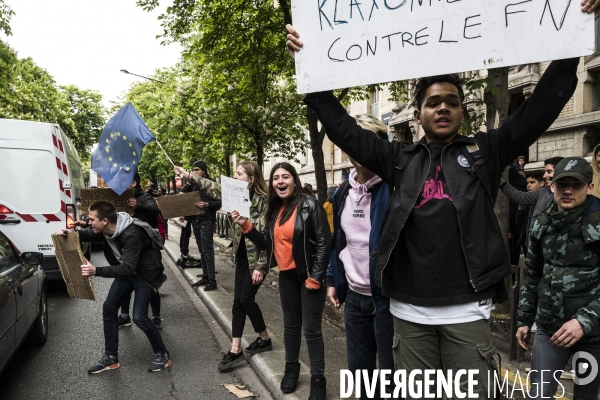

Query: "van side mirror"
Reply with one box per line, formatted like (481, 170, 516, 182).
(21, 252, 44, 265)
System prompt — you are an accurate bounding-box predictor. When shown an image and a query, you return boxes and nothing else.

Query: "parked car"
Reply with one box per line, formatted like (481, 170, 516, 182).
(0, 229, 48, 375)
(0, 118, 90, 280)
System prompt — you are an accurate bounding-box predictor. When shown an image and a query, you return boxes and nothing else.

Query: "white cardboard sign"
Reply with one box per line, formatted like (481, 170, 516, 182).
(293, 0, 595, 94)
(221, 176, 251, 217)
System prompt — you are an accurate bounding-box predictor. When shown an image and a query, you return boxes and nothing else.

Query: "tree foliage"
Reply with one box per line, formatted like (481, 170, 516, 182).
(0, 0, 14, 36)
(0, 40, 107, 164)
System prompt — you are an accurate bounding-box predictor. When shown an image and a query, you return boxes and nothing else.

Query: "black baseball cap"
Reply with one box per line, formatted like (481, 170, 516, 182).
(552, 157, 593, 184)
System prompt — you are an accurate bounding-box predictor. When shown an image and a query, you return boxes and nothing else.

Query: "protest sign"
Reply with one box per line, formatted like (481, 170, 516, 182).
(155, 192, 204, 219)
(221, 176, 251, 217)
(80, 188, 134, 215)
(292, 0, 595, 93)
(51, 232, 96, 301)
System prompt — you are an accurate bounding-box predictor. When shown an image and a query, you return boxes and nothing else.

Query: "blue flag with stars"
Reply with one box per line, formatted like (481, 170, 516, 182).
(91, 103, 155, 195)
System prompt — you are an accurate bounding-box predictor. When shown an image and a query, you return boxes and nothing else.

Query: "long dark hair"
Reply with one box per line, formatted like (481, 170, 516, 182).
(265, 162, 305, 229)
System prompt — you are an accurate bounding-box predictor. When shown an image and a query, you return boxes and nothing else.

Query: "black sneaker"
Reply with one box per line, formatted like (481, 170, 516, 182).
(152, 316, 162, 330)
(176, 254, 190, 266)
(218, 351, 244, 371)
(148, 351, 172, 372)
(191, 277, 209, 287)
(280, 361, 300, 393)
(245, 337, 272, 355)
(118, 315, 132, 328)
(204, 280, 217, 291)
(88, 354, 120, 374)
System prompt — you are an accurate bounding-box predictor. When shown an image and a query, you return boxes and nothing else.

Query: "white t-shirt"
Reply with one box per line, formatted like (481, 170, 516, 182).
(389, 298, 494, 325)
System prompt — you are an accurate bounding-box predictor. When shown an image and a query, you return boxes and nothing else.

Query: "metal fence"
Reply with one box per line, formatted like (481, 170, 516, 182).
(215, 210, 234, 241)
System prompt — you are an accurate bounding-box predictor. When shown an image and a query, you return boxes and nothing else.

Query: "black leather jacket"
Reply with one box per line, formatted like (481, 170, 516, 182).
(304, 58, 579, 302)
(245, 196, 331, 283)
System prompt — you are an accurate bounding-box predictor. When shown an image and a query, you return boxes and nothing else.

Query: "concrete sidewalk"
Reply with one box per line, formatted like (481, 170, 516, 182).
(165, 220, 315, 400)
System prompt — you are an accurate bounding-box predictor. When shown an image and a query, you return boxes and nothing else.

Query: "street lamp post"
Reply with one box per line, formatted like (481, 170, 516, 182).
(120, 69, 165, 84)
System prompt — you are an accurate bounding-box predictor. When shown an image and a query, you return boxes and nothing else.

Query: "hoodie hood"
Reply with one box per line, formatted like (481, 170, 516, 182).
(348, 169, 383, 205)
(104, 212, 164, 262)
(105, 212, 134, 261)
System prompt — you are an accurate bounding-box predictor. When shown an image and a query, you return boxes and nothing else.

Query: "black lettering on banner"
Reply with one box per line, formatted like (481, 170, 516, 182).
(463, 14, 482, 39)
(401, 32, 414, 47)
(367, 36, 378, 56)
(415, 27, 429, 46)
(328, 37, 345, 61)
(385, 0, 407, 10)
(540, 0, 571, 31)
(318, 0, 333, 30)
(346, 44, 363, 60)
(411, 0, 430, 12)
(369, 0, 379, 20)
(439, 20, 458, 43)
(334, 0, 348, 24)
(382, 31, 402, 50)
(350, 0, 365, 20)
(505, 0, 533, 28)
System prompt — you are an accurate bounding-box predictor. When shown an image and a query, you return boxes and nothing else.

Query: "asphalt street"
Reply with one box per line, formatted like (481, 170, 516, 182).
(0, 249, 273, 400)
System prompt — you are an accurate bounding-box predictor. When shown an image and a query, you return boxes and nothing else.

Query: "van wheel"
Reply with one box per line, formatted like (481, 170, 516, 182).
(27, 291, 48, 346)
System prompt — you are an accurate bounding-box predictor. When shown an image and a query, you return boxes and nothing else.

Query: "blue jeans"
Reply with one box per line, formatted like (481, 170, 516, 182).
(103, 276, 167, 355)
(529, 328, 600, 399)
(345, 289, 395, 399)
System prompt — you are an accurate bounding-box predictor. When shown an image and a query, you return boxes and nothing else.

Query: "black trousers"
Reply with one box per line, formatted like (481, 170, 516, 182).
(231, 243, 266, 338)
(121, 290, 161, 316)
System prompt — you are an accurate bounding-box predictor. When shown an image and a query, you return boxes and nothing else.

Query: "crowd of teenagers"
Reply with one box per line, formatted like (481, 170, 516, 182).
(55, 2, 600, 399)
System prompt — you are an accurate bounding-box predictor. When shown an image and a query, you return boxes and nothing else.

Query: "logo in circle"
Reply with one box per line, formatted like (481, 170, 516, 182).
(573, 351, 599, 385)
(457, 155, 470, 168)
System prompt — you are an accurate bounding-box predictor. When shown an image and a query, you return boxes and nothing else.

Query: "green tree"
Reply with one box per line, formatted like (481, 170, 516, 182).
(0, 0, 14, 36)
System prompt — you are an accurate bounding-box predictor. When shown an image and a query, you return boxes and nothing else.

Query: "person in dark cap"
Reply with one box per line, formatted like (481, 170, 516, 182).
(517, 157, 600, 399)
(174, 161, 222, 291)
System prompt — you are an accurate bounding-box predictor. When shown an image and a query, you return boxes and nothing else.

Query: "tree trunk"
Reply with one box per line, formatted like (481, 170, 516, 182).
(307, 106, 327, 203)
(224, 152, 231, 177)
(486, 66, 513, 314)
(256, 140, 264, 170)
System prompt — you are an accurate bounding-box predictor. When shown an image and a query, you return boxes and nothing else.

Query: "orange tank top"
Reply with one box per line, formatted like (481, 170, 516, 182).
(273, 206, 297, 271)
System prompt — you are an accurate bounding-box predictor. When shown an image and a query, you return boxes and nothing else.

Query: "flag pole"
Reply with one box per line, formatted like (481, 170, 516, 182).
(154, 140, 175, 168)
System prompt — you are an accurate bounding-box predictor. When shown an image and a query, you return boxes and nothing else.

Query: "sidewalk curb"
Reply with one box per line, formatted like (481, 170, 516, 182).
(163, 240, 313, 400)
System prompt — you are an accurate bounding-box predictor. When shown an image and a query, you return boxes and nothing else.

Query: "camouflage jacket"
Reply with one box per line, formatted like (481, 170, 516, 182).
(517, 196, 600, 343)
(232, 193, 268, 275)
(188, 174, 221, 200)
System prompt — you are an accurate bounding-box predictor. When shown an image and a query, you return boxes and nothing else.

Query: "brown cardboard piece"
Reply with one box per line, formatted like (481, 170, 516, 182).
(155, 192, 204, 219)
(51, 232, 96, 301)
(80, 188, 135, 215)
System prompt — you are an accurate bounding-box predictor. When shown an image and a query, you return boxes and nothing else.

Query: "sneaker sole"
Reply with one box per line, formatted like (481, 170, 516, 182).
(148, 359, 172, 372)
(119, 322, 132, 328)
(89, 363, 120, 374)
(218, 355, 245, 371)
(245, 345, 273, 355)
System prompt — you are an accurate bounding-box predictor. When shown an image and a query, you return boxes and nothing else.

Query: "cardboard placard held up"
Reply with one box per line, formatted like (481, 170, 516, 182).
(155, 192, 203, 220)
(51, 232, 96, 301)
(80, 188, 134, 215)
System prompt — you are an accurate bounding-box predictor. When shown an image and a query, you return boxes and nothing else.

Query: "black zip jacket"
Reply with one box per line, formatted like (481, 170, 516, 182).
(304, 58, 579, 303)
(244, 196, 331, 283)
(181, 178, 221, 222)
(79, 225, 166, 290)
(133, 186, 160, 228)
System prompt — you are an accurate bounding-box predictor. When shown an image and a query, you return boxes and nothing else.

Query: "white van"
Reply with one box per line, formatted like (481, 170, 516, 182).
(0, 119, 89, 279)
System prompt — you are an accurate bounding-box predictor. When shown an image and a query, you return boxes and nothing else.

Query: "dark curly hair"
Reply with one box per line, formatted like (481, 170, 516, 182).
(411, 74, 465, 110)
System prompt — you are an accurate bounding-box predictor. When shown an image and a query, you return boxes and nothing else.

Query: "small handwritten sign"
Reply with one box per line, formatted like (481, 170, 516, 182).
(292, 0, 594, 93)
(155, 192, 203, 220)
(221, 176, 251, 217)
(80, 188, 134, 215)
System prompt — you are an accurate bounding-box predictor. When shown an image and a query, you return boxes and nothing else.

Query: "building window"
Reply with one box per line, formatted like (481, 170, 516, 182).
(369, 89, 380, 118)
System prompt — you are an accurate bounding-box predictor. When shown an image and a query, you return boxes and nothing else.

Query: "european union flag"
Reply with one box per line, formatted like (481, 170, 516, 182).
(91, 103, 155, 195)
